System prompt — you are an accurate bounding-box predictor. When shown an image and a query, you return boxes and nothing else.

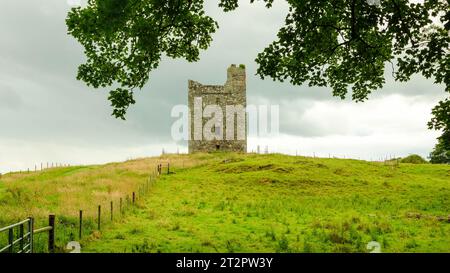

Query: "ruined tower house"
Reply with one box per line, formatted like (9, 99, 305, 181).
(188, 64, 247, 153)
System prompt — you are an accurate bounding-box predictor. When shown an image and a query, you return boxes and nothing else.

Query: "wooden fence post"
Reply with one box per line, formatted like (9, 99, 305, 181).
(97, 205, 101, 230)
(110, 201, 113, 222)
(132, 192, 136, 204)
(79, 210, 83, 240)
(48, 214, 55, 253)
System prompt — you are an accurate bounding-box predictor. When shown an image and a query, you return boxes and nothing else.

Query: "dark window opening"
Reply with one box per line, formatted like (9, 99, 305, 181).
(216, 145, 220, 150)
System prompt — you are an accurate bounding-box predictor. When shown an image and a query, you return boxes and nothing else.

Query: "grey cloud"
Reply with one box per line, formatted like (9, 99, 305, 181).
(0, 1, 82, 82)
(0, 0, 445, 172)
(0, 84, 23, 109)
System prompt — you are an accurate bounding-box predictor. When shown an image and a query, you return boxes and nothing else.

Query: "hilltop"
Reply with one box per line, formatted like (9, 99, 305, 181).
(1, 153, 449, 252)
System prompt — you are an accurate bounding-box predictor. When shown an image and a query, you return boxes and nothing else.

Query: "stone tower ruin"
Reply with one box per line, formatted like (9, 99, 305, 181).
(188, 64, 247, 153)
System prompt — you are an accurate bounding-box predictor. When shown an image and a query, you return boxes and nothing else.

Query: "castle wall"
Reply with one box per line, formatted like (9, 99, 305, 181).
(188, 64, 247, 153)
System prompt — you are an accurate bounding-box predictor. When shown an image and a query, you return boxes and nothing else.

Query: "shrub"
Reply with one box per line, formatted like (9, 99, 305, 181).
(400, 154, 428, 164)
(429, 131, 450, 164)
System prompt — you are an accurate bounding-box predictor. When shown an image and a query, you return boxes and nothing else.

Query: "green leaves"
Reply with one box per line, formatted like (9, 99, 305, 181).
(108, 88, 136, 119)
(67, 0, 449, 131)
(429, 130, 450, 164)
(254, 0, 449, 147)
(67, 0, 218, 119)
(256, 0, 449, 104)
(428, 98, 450, 131)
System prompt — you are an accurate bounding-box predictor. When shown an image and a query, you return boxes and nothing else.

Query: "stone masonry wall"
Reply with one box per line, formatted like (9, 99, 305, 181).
(188, 64, 247, 153)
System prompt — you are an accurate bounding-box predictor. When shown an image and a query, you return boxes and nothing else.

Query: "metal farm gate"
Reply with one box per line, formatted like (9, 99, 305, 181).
(0, 218, 34, 253)
(0, 215, 55, 254)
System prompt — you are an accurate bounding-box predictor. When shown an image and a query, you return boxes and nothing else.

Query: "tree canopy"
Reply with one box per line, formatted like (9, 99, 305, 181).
(429, 130, 450, 163)
(67, 0, 449, 136)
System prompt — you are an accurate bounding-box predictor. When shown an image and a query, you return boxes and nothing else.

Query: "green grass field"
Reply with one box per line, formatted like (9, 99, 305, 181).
(1, 153, 449, 253)
(0, 156, 194, 252)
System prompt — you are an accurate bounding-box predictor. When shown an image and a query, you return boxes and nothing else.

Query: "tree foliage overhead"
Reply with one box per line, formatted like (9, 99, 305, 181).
(67, 0, 218, 118)
(67, 0, 449, 127)
(254, 0, 449, 101)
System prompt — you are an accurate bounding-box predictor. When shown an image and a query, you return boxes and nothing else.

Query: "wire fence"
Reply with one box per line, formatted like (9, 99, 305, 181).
(0, 162, 171, 253)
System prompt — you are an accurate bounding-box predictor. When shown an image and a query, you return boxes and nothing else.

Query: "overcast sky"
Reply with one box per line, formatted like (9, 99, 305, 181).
(0, 0, 446, 173)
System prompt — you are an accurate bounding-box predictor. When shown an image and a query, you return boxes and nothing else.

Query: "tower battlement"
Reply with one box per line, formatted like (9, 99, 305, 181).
(188, 64, 247, 153)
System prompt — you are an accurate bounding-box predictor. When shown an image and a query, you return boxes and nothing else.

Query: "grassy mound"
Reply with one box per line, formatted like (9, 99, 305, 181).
(400, 154, 428, 164)
(76, 153, 449, 253)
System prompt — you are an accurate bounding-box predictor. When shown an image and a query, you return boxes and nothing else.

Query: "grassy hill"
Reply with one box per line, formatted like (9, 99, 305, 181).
(1, 153, 449, 252)
(0, 156, 195, 252)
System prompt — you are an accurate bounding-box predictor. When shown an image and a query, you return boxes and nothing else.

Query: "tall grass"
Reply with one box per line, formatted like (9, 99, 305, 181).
(0, 154, 200, 252)
(2, 153, 449, 252)
(81, 153, 450, 253)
